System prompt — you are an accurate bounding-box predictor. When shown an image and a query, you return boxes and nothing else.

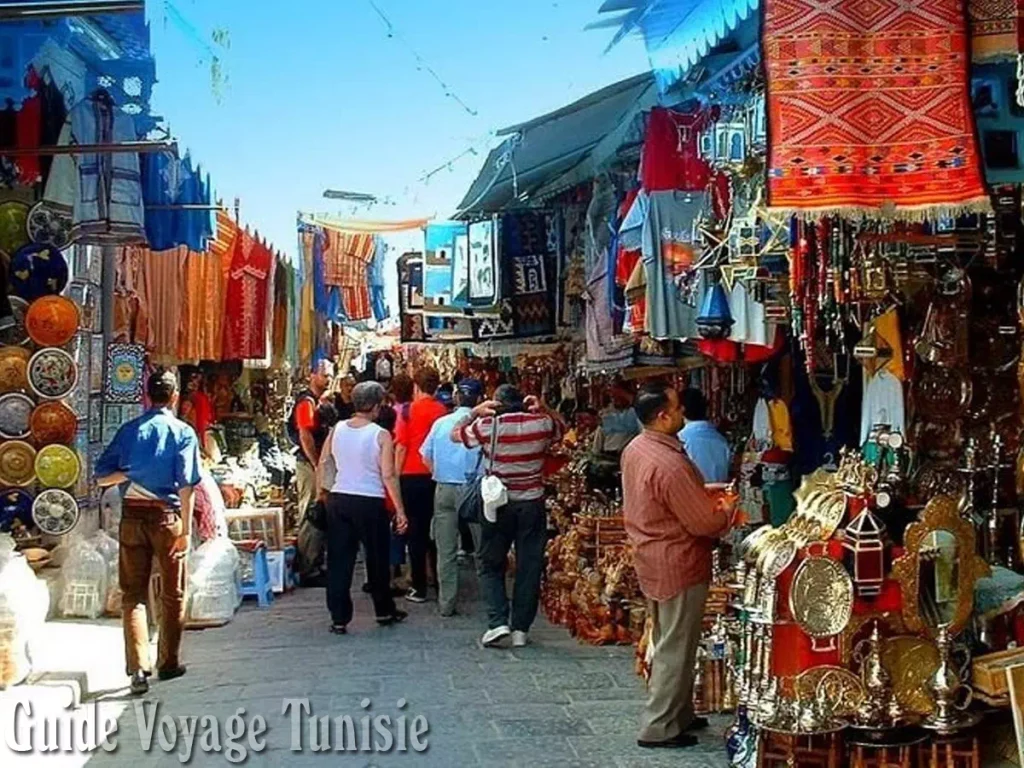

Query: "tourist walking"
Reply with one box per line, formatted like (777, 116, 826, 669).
(318, 382, 408, 633)
(288, 360, 333, 517)
(394, 367, 447, 602)
(95, 369, 202, 696)
(621, 382, 735, 749)
(420, 378, 483, 616)
(452, 385, 563, 648)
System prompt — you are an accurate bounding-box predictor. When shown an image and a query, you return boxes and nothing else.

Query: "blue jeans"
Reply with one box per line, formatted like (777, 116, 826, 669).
(478, 499, 547, 632)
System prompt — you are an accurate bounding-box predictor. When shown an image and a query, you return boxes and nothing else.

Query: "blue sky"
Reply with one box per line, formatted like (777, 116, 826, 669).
(147, 0, 648, 261)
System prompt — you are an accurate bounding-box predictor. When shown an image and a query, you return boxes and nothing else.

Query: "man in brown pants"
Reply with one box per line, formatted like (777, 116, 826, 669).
(621, 382, 735, 749)
(96, 369, 202, 696)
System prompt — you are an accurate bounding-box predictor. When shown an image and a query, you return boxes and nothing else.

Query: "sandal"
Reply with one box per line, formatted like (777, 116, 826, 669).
(329, 624, 347, 635)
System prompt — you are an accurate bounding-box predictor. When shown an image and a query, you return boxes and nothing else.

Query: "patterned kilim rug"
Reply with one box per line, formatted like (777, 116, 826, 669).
(763, 0, 991, 220)
(970, 0, 1024, 62)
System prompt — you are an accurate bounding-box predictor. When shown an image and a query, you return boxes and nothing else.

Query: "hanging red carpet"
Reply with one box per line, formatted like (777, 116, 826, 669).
(763, 0, 991, 220)
(969, 0, 1024, 62)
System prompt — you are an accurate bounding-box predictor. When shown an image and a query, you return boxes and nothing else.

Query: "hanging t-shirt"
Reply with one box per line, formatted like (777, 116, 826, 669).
(222, 232, 272, 361)
(860, 369, 905, 445)
(728, 280, 774, 348)
(641, 190, 706, 340)
(639, 106, 718, 192)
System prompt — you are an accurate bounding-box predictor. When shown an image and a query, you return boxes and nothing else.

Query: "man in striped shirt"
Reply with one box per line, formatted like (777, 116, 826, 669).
(452, 384, 564, 648)
(621, 382, 733, 750)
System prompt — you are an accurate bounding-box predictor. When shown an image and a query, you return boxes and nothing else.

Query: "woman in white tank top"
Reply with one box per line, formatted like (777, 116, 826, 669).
(316, 381, 408, 634)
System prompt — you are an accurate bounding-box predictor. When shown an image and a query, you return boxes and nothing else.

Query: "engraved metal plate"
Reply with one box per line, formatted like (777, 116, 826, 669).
(789, 557, 854, 638)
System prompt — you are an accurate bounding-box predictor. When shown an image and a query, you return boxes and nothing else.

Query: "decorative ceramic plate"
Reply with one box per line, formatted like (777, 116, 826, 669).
(10, 243, 69, 301)
(0, 297, 30, 347)
(25, 295, 80, 347)
(26, 201, 73, 250)
(0, 487, 32, 532)
(789, 556, 854, 638)
(0, 392, 34, 439)
(0, 201, 29, 255)
(32, 489, 79, 535)
(28, 347, 77, 400)
(35, 444, 80, 489)
(0, 345, 31, 393)
(0, 440, 36, 486)
(30, 400, 77, 446)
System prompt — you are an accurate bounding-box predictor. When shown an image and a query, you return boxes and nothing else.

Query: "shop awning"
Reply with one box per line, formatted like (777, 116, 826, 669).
(298, 214, 431, 234)
(457, 71, 657, 216)
(591, 0, 759, 94)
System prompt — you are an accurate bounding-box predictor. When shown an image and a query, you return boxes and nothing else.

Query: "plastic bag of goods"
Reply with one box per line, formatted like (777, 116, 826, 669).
(89, 530, 122, 617)
(59, 539, 107, 620)
(187, 538, 240, 625)
(0, 534, 50, 688)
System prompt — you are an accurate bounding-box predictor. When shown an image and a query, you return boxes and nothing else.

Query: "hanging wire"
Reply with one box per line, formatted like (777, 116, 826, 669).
(366, 0, 478, 117)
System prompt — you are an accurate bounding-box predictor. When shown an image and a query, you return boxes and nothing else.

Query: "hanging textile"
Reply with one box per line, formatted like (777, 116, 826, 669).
(468, 218, 499, 306)
(298, 231, 315, 369)
(300, 214, 431, 234)
(222, 231, 272, 361)
(639, 106, 718, 193)
(423, 221, 465, 314)
(140, 247, 186, 365)
(272, 257, 288, 366)
(969, 0, 1024, 63)
(763, 0, 991, 220)
(369, 235, 389, 322)
(43, 91, 146, 244)
(503, 211, 555, 338)
(322, 228, 373, 321)
(113, 245, 150, 346)
(399, 252, 427, 343)
(177, 249, 225, 363)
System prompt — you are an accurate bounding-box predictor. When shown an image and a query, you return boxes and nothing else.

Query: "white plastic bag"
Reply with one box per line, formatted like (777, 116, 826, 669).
(59, 540, 107, 620)
(89, 530, 121, 617)
(187, 538, 240, 624)
(0, 534, 50, 688)
(481, 475, 508, 523)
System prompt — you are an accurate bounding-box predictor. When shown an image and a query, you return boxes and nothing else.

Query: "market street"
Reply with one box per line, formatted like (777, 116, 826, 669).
(67, 567, 729, 768)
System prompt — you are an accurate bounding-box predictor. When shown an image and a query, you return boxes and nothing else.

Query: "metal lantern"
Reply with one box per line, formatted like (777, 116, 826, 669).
(696, 275, 734, 339)
(843, 509, 886, 598)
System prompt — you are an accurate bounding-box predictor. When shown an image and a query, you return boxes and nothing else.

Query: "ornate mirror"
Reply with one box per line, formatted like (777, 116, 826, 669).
(891, 495, 990, 636)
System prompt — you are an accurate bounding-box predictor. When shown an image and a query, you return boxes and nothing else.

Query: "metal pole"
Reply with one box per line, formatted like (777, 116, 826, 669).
(0, 1, 143, 19)
(1, 140, 177, 157)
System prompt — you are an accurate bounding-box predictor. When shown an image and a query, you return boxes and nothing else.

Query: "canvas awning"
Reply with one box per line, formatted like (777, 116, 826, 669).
(457, 71, 657, 216)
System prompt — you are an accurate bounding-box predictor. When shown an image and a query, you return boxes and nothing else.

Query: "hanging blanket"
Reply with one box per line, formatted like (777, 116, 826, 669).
(423, 222, 465, 314)
(763, 0, 991, 220)
(322, 229, 374, 321)
(970, 0, 1024, 62)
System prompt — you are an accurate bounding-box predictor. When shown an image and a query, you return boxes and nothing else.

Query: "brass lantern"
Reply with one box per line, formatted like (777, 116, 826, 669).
(843, 509, 886, 598)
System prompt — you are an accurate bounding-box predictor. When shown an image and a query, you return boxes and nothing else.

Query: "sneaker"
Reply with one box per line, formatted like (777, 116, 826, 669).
(481, 625, 511, 648)
(406, 589, 428, 603)
(377, 610, 408, 626)
(157, 665, 187, 682)
(511, 630, 529, 648)
(129, 671, 149, 696)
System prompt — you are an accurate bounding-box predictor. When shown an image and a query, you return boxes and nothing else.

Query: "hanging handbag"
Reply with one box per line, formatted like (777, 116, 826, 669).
(457, 415, 504, 524)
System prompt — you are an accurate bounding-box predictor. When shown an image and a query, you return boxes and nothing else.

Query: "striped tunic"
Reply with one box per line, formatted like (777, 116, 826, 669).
(460, 413, 562, 502)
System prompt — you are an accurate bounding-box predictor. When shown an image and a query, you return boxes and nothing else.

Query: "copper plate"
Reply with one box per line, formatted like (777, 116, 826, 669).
(30, 400, 77, 446)
(0, 345, 31, 393)
(25, 295, 80, 347)
(0, 440, 36, 486)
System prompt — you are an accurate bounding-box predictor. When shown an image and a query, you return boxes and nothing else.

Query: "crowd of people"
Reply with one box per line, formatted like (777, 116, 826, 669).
(96, 361, 739, 752)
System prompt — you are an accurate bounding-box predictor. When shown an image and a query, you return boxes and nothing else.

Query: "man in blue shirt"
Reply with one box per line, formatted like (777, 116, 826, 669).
(678, 388, 731, 484)
(96, 369, 202, 696)
(420, 378, 483, 617)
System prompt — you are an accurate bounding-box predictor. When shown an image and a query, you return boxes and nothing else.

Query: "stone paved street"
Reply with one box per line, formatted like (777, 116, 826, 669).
(76, 562, 730, 767)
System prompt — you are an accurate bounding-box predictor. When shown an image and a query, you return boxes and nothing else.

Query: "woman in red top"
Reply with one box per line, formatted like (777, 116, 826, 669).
(394, 367, 447, 602)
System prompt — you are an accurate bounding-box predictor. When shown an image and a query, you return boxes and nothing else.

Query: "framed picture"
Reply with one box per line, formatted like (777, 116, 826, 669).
(1007, 663, 1024, 765)
(88, 396, 102, 443)
(972, 77, 1001, 118)
(89, 335, 104, 394)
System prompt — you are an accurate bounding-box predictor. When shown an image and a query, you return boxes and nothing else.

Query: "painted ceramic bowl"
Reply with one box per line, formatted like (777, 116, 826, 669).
(28, 347, 77, 400)
(0, 392, 34, 439)
(10, 243, 69, 301)
(0, 345, 31, 393)
(27, 200, 73, 250)
(35, 444, 80, 489)
(0, 487, 32, 532)
(30, 400, 77, 446)
(0, 297, 30, 347)
(0, 201, 29, 255)
(0, 440, 36, 486)
(32, 489, 79, 535)
(25, 295, 80, 347)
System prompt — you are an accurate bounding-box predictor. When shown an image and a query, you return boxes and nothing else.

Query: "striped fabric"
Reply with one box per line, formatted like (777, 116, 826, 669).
(621, 430, 730, 601)
(461, 413, 563, 501)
